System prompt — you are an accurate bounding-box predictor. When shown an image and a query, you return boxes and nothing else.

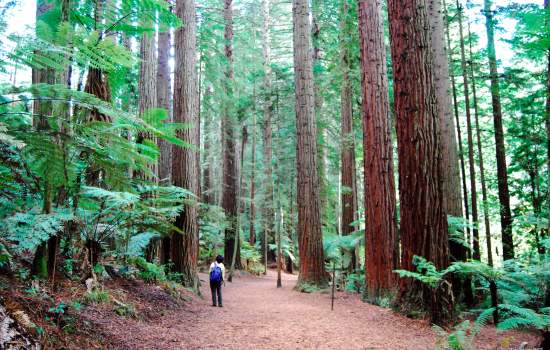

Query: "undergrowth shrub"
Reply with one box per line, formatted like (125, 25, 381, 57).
(395, 255, 550, 347)
(113, 302, 137, 318)
(241, 241, 265, 275)
(345, 271, 364, 293)
(83, 290, 110, 304)
(130, 257, 166, 283)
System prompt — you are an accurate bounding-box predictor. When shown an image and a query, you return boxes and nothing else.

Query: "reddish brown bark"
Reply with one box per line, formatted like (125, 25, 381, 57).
(388, 0, 452, 323)
(171, 0, 200, 288)
(222, 0, 242, 269)
(136, 16, 158, 181)
(358, 0, 398, 302)
(157, 10, 172, 185)
(30, 0, 55, 279)
(430, 0, 463, 221)
(157, 10, 172, 265)
(483, 0, 514, 260)
(292, 0, 327, 287)
(340, 0, 355, 239)
(201, 86, 215, 205)
(312, 0, 328, 225)
(84, 0, 111, 123)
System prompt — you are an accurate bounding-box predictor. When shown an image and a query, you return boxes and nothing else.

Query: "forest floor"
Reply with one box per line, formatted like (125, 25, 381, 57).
(88, 270, 540, 350)
(1, 269, 542, 349)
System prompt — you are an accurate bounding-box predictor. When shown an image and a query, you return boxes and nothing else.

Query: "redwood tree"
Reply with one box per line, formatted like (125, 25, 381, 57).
(432, 0, 466, 259)
(292, 0, 327, 287)
(429, 0, 463, 228)
(157, 8, 172, 186)
(483, 0, 514, 260)
(222, 0, 241, 269)
(249, 96, 257, 245)
(358, 0, 398, 302)
(388, 0, 452, 323)
(457, 1, 480, 260)
(261, 0, 274, 268)
(469, 23, 498, 320)
(444, 1, 471, 260)
(157, 8, 172, 265)
(171, 0, 200, 288)
(436, 0, 473, 304)
(340, 0, 356, 241)
(31, 0, 56, 279)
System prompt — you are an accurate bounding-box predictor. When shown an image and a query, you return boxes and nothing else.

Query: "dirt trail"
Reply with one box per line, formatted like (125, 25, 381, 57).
(100, 271, 539, 350)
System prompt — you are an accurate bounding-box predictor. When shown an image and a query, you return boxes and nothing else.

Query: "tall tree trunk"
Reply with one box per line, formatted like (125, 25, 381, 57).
(358, 0, 398, 302)
(438, 0, 473, 304)
(444, 1, 470, 261)
(137, 16, 158, 263)
(229, 125, 248, 281)
(292, 0, 327, 287)
(340, 0, 355, 241)
(31, 0, 64, 279)
(157, 9, 172, 265)
(312, 0, 328, 226)
(202, 86, 215, 204)
(78, 0, 111, 276)
(457, 1, 480, 260)
(483, 0, 514, 260)
(249, 91, 257, 245)
(261, 0, 274, 268)
(84, 0, 112, 124)
(468, 24, 493, 268)
(469, 25, 498, 320)
(388, 0, 452, 324)
(429, 0, 463, 223)
(157, 11, 172, 185)
(222, 0, 241, 269)
(171, 0, 200, 289)
(137, 17, 158, 179)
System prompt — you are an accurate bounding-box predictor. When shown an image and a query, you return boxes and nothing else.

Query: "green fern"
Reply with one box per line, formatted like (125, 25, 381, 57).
(2, 208, 73, 251)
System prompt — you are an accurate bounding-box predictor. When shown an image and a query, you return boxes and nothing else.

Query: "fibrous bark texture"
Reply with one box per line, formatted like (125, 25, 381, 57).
(357, 0, 398, 302)
(428, 0, 463, 226)
(157, 12, 173, 265)
(388, 0, 452, 324)
(292, 0, 327, 287)
(172, 0, 200, 289)
(137, 16, 158, 180)
(222, 0, 241, 269)
(157, 16, 172, 185)
(340, 0, 355, 239)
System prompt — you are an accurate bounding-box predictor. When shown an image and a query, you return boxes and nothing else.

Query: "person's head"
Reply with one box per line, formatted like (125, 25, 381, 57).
(215, 255, 224, 264)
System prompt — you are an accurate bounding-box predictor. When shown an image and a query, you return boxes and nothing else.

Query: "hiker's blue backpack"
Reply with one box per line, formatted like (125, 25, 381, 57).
(210, 265, 222, 283)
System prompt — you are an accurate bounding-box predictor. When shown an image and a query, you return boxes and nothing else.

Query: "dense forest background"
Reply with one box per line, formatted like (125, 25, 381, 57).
(0, 0, 549, 348)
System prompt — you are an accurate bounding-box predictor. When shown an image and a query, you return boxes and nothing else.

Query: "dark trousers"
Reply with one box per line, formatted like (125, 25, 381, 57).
(210, 281, 222, 306)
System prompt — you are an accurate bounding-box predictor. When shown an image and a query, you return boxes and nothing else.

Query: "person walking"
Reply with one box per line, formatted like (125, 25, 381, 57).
(209, 255, 225, 307)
